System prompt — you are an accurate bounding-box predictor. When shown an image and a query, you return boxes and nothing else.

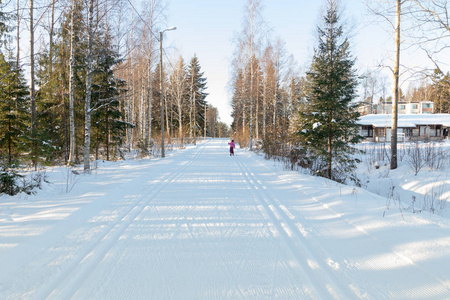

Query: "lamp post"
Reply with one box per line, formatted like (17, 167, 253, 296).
(160, 26, 176, 158)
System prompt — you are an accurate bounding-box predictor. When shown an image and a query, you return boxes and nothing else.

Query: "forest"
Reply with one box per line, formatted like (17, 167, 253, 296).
(228, 0, 450, 180)
(0, 0, 230, 194)
(1, 0, 450, 194)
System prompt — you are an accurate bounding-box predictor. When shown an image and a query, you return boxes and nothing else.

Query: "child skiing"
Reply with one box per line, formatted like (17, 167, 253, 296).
(228, 140, 236, 156)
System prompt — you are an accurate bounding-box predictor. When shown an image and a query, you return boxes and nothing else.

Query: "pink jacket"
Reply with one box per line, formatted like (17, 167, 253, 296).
(228, 141, 235, 148)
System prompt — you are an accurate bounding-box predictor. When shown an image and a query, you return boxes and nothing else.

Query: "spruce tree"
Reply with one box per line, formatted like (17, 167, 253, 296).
(0, 54, 29, 165)
(91, 31, 126, 161)
(295, 0, 362, 182)
(0, 0, 9, 48)
(186, 55, 208, 140)
(36, 5, 87, 163)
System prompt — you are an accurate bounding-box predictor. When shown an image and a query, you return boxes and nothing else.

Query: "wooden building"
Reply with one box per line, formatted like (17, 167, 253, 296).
(358, 114, 450, 142)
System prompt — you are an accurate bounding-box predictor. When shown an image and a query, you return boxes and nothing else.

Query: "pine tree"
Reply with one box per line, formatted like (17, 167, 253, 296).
(295, 0, 362, 181)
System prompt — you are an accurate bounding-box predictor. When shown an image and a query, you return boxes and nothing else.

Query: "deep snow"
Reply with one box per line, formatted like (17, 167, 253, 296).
(0, 139, 449, 299)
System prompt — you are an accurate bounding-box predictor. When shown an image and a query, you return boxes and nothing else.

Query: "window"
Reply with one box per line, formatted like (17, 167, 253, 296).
(423, 103, 431, 108)
(400, 105, 405, 109)
(412, 104, 418, 109)
(361, 126, 373, 137)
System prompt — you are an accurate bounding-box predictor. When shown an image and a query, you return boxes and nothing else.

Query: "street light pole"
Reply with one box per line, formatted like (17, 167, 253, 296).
(160, 26, 176, 158)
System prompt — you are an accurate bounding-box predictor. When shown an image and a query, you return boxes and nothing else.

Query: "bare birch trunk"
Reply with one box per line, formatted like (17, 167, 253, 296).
(16, 0, 20, 68)
(83, 0, 94, 171)
(390, 0, 401, 170)
(49, 0, 55, 75)
(68, 0, 76, 164)
(30, 0, 37, 169)
(263, 78, 267, 140)
(273, 54, 279, 129)
(178, 102, 182, 144)
(255, 67, 259, 140)
(146, 49, 153, 146)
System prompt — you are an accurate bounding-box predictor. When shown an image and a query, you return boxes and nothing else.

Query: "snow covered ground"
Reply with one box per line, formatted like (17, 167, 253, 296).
(1, 139, 450, 299)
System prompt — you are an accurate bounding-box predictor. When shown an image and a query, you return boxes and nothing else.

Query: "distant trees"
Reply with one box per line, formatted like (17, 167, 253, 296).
(429, 69, 450, 113)
(0, 0, 214, 177)
(186, 55, 208, 142)
(230, 0, 362, 182)
(230, 0, 301, 152)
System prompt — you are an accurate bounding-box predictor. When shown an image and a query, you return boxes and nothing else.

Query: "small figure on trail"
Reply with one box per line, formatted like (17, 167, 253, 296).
(228, 140, 236, 156)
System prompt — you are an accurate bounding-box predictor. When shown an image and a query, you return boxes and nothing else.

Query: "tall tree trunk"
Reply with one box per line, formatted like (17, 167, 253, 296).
(248, 0, 255, 150)
(255, 66, 259, 140)
(49, 0, 55, 75)
(68, 0, 76, 164)
(189, 73, 193, 139)
(106, 105, 110, 160)
(390, 0, 401, 170)
(273, 53, 279, 130)
(30, 0, 37, 169)
(83, 0, 94, 171)
(263, 78, 267, 140)
(16, 0, 20, 68)
(146, 51, 152, 146)
(193, 74, 197, 145)
(178, 102, 182, 144)
(328, 113, 333, 179)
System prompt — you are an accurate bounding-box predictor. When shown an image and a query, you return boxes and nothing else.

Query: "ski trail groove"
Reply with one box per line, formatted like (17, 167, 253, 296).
(246, 156, 450, 298)
(40, 144, 207, 299)
(233, 155, 357, 299)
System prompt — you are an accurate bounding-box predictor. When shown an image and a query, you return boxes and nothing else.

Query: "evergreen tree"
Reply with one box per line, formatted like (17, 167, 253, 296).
(0, 0, 11, 49)
(186, 55, 208, 140)
(430, 68, 450, 113)
(0, 54, 29, 164)
(295, 0, 362, 181)
(36, 4, 87, 163)
(91, 30, 126, 161)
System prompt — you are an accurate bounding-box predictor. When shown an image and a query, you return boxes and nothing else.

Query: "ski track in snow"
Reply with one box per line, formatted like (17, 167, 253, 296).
(0, 139, 449, 299)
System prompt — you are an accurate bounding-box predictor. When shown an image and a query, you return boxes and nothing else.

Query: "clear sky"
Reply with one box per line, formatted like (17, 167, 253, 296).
(162, 0, 435, 125)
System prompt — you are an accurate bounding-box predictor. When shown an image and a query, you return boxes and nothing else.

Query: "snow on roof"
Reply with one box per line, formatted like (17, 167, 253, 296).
(358, 114, 450, 128)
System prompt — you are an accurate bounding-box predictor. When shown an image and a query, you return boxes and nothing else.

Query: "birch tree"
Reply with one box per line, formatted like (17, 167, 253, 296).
(30, 0, 37, 168)
(168, 55, 187, 145)
(83, 0, 94, 171)
(232, 0, 265, 148)
(368, 0, 411, 169)
(68, 0, 77, 164)
(409, 0, 450, 70)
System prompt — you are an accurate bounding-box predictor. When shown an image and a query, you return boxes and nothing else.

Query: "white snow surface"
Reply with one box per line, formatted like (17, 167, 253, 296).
(1, 139, 450, 299)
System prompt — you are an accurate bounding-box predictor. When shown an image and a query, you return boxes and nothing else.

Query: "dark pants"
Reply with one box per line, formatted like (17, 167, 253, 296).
(230, 147, 234, 156)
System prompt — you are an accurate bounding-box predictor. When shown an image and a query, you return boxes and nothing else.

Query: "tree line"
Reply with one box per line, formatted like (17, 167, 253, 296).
(229, 0, 450, 182)
(0, 0, 226, 194)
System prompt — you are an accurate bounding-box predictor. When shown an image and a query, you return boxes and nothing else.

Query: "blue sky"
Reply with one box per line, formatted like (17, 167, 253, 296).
(162, 1, 412, 125)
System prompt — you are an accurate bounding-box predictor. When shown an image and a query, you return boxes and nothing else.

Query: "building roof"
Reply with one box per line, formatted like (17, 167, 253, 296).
(357, 114, 450, 128)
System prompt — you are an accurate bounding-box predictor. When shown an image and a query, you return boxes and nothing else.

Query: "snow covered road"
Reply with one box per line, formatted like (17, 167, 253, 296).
(1, 139, 450, 299)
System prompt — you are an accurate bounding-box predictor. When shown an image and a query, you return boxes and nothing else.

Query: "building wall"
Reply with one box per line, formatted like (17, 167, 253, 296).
(374, 101, 433, 115)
